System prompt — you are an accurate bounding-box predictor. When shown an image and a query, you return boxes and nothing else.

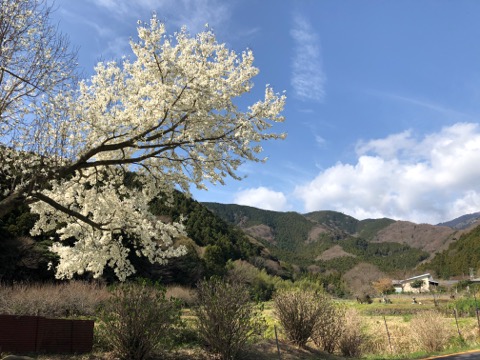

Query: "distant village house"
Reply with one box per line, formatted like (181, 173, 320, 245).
(392, 273, 439, 293)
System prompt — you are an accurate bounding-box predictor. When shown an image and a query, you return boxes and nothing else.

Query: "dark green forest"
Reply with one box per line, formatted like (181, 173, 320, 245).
(204, 203, 429, 274)
(420, 225, 480, 278)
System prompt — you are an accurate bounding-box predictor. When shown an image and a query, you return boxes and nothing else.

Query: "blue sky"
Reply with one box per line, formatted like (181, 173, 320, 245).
(51, 0, 480, 224)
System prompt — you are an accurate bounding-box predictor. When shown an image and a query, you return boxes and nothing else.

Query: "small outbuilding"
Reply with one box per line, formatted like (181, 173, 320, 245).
(392, 273, 438, 293)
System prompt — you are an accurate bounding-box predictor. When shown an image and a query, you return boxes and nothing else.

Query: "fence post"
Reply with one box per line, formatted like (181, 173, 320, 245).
(274, 325, 282, 360)
(383, 316, 393, 353)
(473, 289, 480, 336)
(453, 308, 463, 341)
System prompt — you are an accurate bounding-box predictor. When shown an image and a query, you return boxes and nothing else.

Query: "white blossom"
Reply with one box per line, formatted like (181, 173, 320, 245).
(0, 12, 286, 280)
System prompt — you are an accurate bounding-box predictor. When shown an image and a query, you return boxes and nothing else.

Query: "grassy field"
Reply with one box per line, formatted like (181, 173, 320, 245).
(1, 283, 480, 359)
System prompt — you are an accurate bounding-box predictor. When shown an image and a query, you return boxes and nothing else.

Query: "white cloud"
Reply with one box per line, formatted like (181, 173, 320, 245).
(290, 14, 326, 102)
(295, 123, 480, 224)
(234, 187, 289, 211)
(356, 130, 416, 160)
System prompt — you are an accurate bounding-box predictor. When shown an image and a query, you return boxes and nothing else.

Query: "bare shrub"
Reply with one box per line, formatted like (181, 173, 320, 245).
(195, 277, 265, 360)
(343, 262, 385, 295)
(97, 280, 182, 360)
(311, 301, 345, 353)
(0, 281, 109, 317)
(273, 289, 327, 348)
(410, 310, 453, 352)
(338, 308, 366, 358)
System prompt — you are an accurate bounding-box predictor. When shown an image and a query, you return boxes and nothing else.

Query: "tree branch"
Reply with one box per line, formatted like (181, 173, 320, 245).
(32, 192, 109, 231)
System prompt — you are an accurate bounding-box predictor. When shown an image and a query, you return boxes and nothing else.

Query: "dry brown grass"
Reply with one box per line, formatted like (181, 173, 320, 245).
(410, 310, 453, 352)
(364, 315, 416, 356)
(338, 308, 366, 358)
(30, 341, 346, 360)
(165, 285, 197, 306)
(0, 281, 109, 318)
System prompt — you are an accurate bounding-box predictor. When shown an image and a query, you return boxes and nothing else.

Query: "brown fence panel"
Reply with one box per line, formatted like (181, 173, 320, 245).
(0, 315, 38, 352)
(71, 319, 96, 353)
(0, 315, 94, 354)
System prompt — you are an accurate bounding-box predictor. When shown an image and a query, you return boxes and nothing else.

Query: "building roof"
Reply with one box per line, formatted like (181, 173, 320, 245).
(402, 273, 432, 283)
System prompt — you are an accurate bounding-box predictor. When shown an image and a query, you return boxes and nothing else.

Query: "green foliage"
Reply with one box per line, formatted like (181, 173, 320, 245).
(97, 280, 182, 360)
(150, 193, 260, 279)
(448, 296, 480, 317)
(356, 218, 396, 240)
(321, 256, 360, 273)
(227, 261, 279, 301)
(341, 237, 429, 272)
(410, 279, 424, 290)
(195, 277, 266, 360)
(422, 225, 480, 278)
(305, 210, 359, 234)
(0, 204, 57, 281)
(204, 202, 315, 251)
(205, 203, 428, 278)
(280, 273, 349, 298)
(305, 211, 394, 239)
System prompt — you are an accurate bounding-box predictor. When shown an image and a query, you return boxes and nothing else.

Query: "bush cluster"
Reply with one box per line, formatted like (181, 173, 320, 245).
(195, 277, 266, 360)
(273, 289, 364, 357)
(96, 280, 182, 360)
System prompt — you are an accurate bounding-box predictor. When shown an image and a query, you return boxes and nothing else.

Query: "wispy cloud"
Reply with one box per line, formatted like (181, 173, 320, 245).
(367, 89, 475, 120)
(295, 123, 480, 224)
(290, 14, 326, 102)
(88, 0, 232, 34)
(315, 134, 326, 147)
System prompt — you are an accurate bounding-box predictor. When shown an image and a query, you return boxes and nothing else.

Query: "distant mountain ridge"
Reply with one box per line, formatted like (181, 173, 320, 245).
(202, 203, 480, 283)
(437, 212, 480, 230)
(203, 203, 441, 271)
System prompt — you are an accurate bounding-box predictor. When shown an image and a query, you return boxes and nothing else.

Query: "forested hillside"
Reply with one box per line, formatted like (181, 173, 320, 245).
(305, 210, 396, 240)
(420, 224, 480, 278)
(0, 189, 284, 283)
(201, 203, 316, 250)
(203, 202, 429, 276)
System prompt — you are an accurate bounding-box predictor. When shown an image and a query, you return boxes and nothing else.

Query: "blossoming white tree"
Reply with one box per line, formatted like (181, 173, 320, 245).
(0, 10, 286, 280)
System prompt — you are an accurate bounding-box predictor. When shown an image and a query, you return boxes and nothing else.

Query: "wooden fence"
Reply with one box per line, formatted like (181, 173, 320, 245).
(0, 314, 94, 354)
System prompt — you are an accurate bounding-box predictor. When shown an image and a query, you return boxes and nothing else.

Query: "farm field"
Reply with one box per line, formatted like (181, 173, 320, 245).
(1, 283, 480, 360)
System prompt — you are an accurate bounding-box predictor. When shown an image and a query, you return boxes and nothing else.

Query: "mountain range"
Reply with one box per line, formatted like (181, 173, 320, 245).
(203, 202, 480, 292)
(2, 190, 480, 295)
